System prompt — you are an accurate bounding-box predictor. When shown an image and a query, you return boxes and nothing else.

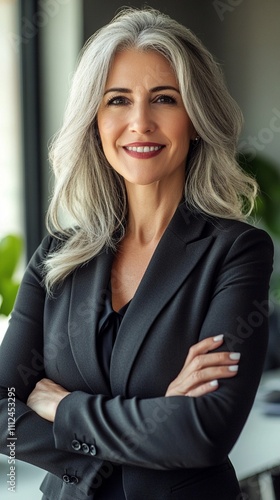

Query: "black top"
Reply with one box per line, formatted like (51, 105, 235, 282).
(95, 291, 130, 499)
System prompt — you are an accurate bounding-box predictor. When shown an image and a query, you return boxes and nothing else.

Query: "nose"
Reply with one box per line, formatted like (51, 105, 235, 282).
(129, 102, 155, 134)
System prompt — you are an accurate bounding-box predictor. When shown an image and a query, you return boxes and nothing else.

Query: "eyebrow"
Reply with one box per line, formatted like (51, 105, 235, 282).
(103, 85, 180, 95)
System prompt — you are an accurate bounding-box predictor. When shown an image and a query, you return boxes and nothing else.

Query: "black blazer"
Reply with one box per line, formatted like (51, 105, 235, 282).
(0, 204, 273, 499)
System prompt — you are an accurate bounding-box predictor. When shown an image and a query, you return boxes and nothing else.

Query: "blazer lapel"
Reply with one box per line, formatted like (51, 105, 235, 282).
(110, 205, 213, 396)
(68, 248, 114, 395)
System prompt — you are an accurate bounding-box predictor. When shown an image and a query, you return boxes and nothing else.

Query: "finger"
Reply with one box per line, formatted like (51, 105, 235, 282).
(177, 352, 240, 387)
(190, 351, 241, 372)
(35, 378, 50, 390)
(170, 361, 239, 396)
(186, 379, 219, 398)
(184, 334, 224, 366)
(166, 375, 220, 397)
(183, 363, 239, 393)
(38, 378, 58, 387)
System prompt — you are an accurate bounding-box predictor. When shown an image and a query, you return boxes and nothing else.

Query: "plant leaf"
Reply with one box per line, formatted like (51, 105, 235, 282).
(0, 235, 23, 279)
(0, 280, 20, 316)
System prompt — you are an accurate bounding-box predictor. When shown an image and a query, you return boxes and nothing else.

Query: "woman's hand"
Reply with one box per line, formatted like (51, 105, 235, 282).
(165, 334, 240, 397)
(27, 378, 70, 422)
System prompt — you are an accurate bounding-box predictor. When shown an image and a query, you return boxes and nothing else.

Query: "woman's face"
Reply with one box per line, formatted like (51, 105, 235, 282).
(97, 49, 196, 188)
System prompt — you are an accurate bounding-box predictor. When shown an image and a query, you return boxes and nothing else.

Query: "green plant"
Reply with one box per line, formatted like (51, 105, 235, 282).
(0, 234, 23, 316)
(239, 154, 280, 239)
(239, 154, 280, 303)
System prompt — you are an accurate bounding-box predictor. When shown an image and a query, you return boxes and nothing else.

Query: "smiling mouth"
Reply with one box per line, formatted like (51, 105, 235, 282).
(125, 145, 163, 153)
(123, 144, 165, 159)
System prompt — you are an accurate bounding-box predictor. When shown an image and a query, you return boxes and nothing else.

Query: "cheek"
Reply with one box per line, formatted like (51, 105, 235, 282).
(98, 118, 116, 139)
(172, 124, 191, 146)
(174, 120, 194, 148)
(98, 111, 127, 140)
(97, 111, 113, 137)
(172, 125, 193, 159)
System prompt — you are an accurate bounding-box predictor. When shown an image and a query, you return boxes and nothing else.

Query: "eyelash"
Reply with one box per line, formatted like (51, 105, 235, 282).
(106, 94, 178, 106)
(155, 94, 177, 105)
(106, 96, 129, 106)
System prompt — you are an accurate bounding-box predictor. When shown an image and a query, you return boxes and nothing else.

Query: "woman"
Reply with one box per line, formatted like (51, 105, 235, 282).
(0, 7, 273, 500)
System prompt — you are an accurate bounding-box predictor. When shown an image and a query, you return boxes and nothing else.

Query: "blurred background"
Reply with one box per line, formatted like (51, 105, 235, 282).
(0, 0, 279, 498)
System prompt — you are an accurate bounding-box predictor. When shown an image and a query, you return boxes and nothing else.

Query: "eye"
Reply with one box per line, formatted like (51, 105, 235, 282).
(154, 94, 177, 104)
(106, 95, 130, 106)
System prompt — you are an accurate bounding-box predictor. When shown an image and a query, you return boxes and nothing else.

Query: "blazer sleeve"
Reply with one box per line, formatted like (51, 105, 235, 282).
(0, 235, 108, 497)
(53, 227, 274, 469)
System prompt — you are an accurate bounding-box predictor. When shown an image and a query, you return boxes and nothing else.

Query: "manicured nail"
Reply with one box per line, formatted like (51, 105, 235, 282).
(209, 380, 218, 386)
(229, 352, 241, 360)
(213, 334, 224, 342)
(228, 365, 239, 372)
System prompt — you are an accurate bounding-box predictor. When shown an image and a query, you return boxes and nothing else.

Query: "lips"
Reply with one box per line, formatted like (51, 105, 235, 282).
(123, 143, 165, 159)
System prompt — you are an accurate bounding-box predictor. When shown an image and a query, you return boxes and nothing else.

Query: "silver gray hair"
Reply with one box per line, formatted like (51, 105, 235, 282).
(44, 7, 257, 291)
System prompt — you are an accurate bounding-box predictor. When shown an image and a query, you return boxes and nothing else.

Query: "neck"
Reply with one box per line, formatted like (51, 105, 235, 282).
(125, 181, 184, 245)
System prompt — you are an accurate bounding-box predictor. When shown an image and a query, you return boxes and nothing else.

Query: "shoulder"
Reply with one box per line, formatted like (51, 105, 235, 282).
(30, 233, 66, 261)
(26, 233, 68, 279)
(182, 204, 273, 245)
(205, 215, 273, 254)
(178, 204, 274, 265)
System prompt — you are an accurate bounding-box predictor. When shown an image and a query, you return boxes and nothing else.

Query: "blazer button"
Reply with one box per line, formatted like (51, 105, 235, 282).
(71, 439, 81, 451)
(81, 443, 90, 454)
(69, 475, 79, 484)
(90, 444, 97, 456)
(62, 474, 70, 483)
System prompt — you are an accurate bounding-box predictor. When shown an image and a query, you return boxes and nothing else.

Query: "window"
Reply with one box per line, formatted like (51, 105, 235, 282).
(0, 0, 24, 239)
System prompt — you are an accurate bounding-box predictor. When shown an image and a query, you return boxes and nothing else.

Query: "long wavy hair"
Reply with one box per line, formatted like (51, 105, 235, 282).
(44, 7, 257, 291)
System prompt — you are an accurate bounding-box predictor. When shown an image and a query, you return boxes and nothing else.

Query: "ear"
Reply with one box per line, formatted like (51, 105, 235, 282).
(192, 134, 200, 143)
(191, 130, 200, 143)
(191, 124, 199, 141)
(190, 127, 200, 148)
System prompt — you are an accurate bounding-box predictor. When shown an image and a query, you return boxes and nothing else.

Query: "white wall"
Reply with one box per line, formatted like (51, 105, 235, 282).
(40, 0, 83, 218)
(210, 0, 280, 166)
(0, 0, 23, 238)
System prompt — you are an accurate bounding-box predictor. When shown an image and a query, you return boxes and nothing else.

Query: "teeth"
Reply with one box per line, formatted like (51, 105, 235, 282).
(126, 146, 162, 152)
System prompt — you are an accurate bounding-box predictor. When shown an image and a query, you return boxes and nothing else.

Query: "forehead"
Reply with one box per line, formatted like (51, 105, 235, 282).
(105, 49, 178, 88)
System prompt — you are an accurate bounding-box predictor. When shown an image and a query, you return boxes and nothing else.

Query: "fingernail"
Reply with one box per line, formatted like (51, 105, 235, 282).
(229, 352, 241, 360)
(228, 365, 239, 372)
(213, 334, 224, 342)
(209, 380, 218, 386)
